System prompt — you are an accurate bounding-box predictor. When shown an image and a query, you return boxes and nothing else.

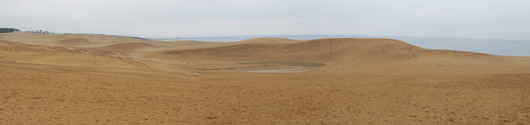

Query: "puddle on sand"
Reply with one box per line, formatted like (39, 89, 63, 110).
(195, 61, 324, 73)
(237, 61, 324, 73)
(245, 66, 314, 73)
(239, 61, 325, 67)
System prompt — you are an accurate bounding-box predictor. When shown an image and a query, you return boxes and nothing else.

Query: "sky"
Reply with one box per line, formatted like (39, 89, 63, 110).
(1, 0, 530, 39)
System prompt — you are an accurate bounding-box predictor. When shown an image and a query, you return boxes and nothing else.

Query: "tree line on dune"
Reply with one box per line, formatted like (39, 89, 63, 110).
(0, 28, 55, 34)
(0, 28, 20, 33)
(24, 29, 55, 34)
(0, 28, 150, 41)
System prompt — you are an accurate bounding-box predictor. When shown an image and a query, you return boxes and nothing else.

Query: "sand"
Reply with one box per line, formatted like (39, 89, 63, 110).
(1, 32, 530, 124)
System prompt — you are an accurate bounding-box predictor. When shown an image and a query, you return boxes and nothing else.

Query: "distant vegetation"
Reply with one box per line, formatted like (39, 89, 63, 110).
(1, 27, 150, 40)
(0, 28, 20, 33)
(24, 29, 56, 34)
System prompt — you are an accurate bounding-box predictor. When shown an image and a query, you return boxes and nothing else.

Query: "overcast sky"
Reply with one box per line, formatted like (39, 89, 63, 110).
(1, 0, 529, 39)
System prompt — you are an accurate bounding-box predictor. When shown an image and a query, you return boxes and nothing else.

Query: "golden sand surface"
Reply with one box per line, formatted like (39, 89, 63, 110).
(1, 32, 530, 124)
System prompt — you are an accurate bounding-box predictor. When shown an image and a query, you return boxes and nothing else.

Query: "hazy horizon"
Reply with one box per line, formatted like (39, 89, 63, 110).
(2, 0, 530, 40)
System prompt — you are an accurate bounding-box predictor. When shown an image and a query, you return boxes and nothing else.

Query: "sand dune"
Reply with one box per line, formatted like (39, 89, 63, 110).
(2, 32, 530, 74)
(140, 38, 530, 74)
(2, 32, 529, 74)
(57, 38, 91, 46)
(141, 39, 419, 67)
(0, 40, 25, 46)
(101, 42, 155, 54)
(0, 41, 149, 69)
(1, 32, 530, 124)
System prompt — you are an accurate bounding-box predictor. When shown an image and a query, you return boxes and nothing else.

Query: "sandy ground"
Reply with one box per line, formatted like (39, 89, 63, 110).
(1, 32, 530, 124)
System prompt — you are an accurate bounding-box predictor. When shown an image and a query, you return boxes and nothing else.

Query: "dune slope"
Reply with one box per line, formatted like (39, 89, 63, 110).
(141, 38, 530, 74)
(0, 40, 150, 69)
(101, 42, 155, 54)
